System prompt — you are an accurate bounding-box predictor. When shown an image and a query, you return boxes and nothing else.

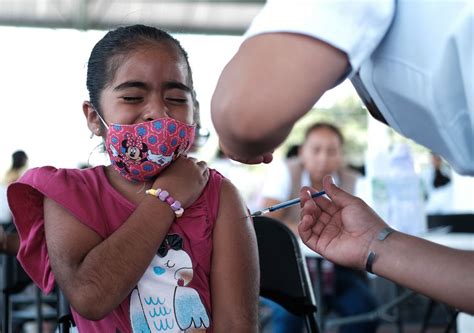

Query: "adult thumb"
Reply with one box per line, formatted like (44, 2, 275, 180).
(322, 175, 356, 206)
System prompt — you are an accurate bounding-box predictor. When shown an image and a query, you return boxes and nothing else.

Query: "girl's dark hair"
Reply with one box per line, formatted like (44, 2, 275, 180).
(304, 122, 344, 145)
(86, 24, 195, 114)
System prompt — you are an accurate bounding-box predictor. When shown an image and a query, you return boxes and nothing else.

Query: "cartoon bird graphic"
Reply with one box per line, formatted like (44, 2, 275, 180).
(130, 234, 210, 332)
(147, 150, 174, 166)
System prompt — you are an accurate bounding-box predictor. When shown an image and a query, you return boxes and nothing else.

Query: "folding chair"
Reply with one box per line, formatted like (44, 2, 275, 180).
(57, 288, 74, 333)
(1, 221, 58, 333)
(427, 214, 474, 233)
(253, 216, 320, 333)
(1, 253, 57, 333)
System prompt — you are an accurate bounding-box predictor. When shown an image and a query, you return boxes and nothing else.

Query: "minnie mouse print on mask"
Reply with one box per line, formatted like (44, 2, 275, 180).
(101, 117, 196, 183)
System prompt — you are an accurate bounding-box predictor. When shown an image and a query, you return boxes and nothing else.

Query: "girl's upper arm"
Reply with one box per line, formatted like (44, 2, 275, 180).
(210, 179, 259, 332)
(43, 197, 102, 296)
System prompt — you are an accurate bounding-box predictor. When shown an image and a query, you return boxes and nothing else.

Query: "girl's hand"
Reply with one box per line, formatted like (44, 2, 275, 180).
(298, 175, 388, 270)
(153, 156, 209, 208)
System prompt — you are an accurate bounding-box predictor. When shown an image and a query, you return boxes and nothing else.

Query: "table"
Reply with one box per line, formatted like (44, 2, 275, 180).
(299, 232, 474, 332)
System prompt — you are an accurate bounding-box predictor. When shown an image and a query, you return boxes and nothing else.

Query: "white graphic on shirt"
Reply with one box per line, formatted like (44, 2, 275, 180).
(130, 234, 210, 332)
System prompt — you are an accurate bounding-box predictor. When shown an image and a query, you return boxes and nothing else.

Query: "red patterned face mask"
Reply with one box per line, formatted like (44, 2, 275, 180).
(99, 117, 195, 183)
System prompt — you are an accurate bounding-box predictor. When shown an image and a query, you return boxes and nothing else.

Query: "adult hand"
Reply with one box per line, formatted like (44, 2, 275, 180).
(218, 141, 273, 165)
(298, 175, 388, 270)
(153, 156, 209, 208)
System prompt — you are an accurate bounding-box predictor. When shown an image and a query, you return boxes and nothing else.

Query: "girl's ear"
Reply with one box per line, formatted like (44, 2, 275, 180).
(83, 101, 102, 137)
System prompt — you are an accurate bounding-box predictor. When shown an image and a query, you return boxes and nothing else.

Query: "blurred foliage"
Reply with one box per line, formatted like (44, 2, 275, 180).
(278, 95, 369, 167)
(277, 95, 434, 171)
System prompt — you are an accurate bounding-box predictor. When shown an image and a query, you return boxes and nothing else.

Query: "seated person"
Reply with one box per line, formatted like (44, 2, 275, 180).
(7, 25, 259, 332)
(260, 122, 377, 333)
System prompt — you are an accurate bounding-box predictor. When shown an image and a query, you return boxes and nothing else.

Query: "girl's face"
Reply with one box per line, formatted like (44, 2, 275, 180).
(99, 44, 194, 126)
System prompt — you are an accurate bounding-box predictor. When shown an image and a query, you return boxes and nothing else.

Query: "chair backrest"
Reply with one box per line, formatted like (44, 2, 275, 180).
(1, 226, 39, 333)
(427, 214, 474, 233)
(253, 216, 320, 333)
(57, 288, 75, 333)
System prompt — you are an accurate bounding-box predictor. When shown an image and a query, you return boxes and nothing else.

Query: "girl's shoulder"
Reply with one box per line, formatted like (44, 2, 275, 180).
(19, 165, 106, 188)
(199, 168, 225, 206)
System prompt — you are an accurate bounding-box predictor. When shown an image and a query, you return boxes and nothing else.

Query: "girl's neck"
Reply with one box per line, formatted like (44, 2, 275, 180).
(104, 166, 154, 205)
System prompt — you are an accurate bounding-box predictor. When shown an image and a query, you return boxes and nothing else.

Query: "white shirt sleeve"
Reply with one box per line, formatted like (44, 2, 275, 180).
(260, 159, 291, 202)
(245, 0, 395, 78)
(357, 1, 473, 175)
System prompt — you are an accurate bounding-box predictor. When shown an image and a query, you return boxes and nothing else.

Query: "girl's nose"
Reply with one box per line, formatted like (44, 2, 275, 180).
(142, 98, 167, 121)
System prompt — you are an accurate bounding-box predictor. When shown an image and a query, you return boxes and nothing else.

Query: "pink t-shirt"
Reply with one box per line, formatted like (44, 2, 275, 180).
(7, 166, 223, 332)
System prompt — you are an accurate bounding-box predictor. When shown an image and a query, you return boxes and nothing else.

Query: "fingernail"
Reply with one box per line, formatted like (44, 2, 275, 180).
(330, 176, 335, 184)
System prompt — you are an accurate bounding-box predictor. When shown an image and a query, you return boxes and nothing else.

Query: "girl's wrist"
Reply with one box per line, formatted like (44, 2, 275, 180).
(146, 188, 184, 218)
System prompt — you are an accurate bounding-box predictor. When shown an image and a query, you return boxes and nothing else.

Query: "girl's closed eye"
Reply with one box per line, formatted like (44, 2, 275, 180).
(166, 95, 189, 104)
(122, 96, 143, 103)
(168, 97, 187, 103)
(165, 88, 191, 105)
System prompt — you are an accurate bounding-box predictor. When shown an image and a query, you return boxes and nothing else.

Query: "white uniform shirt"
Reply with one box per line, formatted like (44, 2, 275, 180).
(245, 0, 473, 175)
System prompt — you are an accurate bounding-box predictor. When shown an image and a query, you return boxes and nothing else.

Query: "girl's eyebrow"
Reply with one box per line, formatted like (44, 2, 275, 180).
(113, 80, 191, 93)
(113, 81, 148, 91)
(163, 81, 192, 93)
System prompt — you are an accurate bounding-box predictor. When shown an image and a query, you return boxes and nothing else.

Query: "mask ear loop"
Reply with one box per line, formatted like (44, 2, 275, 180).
(92, 106, 109, 130)
(87, 106, 109, 166)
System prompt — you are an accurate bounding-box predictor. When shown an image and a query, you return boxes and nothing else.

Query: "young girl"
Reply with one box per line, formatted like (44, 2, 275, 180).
(7, 25, 259, 332)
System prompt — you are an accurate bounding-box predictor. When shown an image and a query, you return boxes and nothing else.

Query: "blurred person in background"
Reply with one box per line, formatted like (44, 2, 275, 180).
(0, 150, 31, 332)
(0, 150, 28, 254)
(1, 150, 28, 186)
(421, 152, 454, 215)
(259, 122, 377, 333)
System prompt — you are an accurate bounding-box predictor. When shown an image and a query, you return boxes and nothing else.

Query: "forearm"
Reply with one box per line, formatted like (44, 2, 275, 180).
(47, 197, 175, 319)
(371, 231, 474, 314)
(211, 33, 348, 159)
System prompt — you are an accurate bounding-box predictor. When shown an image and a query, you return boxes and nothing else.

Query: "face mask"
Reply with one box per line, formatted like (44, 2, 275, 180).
(97, 114, 196, 182)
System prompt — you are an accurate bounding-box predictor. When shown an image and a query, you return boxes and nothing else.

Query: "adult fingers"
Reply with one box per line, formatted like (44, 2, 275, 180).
(299, 197, 322, 237)
(299, 186, 313, 207)
(322, 175, 357, 208)
(299, 214, 318, 244)
(312, 190, 338, 216)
